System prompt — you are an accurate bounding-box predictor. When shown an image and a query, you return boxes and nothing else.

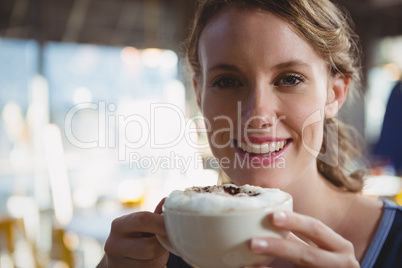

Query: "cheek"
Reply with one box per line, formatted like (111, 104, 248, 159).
(202, 96, 237, 149)
(301, 122, 324, 157)
(293, 101, 326, 154)
(202, 92, 240, 122)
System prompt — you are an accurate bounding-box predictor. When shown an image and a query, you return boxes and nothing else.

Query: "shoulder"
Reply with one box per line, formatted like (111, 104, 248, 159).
(372, 199, 402, 268)
(383, 198, 402, 224)
(385, 199, 402, 233)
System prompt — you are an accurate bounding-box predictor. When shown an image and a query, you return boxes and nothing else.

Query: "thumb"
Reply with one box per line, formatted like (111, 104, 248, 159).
(154, 197, 166, 214)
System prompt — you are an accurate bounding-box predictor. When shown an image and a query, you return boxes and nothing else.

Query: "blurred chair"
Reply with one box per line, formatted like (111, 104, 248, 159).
(0, 217, 18, 266)
(43, 124, 75, 267)
(0, 215, 41, 267)
(43, 124, 108, 267)
(4, 196, 44, 268)
(50, 229, 74, 267)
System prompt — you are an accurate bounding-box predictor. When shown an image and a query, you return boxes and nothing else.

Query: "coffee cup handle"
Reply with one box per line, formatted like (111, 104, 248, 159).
(155, 234, 181, 257)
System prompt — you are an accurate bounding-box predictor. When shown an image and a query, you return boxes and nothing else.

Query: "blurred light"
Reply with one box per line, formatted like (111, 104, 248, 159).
(2, 102, 23, 124)
(48, 261, 69, 268)
(162, 173, 187, 196)
(80, 236, 104, 267)
(27, 74, 50, 130)
(142, 48, 162, 68)
(363, 175, 402, 196)
(396, 189, 402, 206)
(73, 187, 98, 209)
(367, 99, 385, 120)
(69, 45, 99, 75)
(0, 255, 13, 268)
(28, 74, 50, 210)
(9, 146, 30, 169)
(7, 196, 40, 242)
(383, 63, 401, 81)
(73, 86, 92, 104)
(63, 231, 80, 251)
(31, 75, 49, 97)
(117, 179, 146, 205)
(2, 102, 25, 141)
(117, 98, 142, 115)
(121, 46, 140, 65)
(160, 50, 178, 69)
(7, 196, 32, 218)
(164, 79, 186, 111)
(43, 124, 73, 227)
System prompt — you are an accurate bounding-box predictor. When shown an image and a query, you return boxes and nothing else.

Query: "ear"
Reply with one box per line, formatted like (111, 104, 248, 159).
(193, 75, 202, 110)
(325, 73, 350, 118)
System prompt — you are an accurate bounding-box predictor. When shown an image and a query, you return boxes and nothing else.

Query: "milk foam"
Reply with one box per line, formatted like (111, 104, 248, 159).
(164, 184, 290, 213)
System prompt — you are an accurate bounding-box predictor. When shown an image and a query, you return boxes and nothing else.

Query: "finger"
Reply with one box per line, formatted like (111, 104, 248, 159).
(250, 236, 344, 268)
(112, 211, 167, 237)
(154, 198, 166, 214)
(130, 236, 167, 260)
(106, 250, 169, 268)
(105, 235, 168, 261)
(286, 232, 309, 246)
(268, 211, 349, 251)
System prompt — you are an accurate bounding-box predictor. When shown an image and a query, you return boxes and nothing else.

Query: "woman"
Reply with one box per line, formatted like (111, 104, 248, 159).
(98, 0, 402, 267)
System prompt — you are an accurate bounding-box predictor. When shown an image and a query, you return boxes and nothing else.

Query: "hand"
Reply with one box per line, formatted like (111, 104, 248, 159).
(101, 199, 169, 268)
(249, 211, 360, 268)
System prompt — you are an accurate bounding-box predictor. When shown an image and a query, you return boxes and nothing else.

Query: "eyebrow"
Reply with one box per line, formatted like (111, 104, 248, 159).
(206, 64, 242, 73)
(206, 60, 311, 73)
(272, 60, 310, 71)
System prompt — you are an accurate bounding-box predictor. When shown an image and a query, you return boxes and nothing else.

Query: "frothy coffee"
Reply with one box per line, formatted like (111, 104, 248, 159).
(164, 184, 289, 213)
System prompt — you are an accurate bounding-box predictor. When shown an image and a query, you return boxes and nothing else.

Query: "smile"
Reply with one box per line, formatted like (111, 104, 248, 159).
(234, 139, 290, 156)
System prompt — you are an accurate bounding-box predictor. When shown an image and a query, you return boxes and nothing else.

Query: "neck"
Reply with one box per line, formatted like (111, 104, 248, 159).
(283, 167, 354, 233)
(283, 167, 383, 262)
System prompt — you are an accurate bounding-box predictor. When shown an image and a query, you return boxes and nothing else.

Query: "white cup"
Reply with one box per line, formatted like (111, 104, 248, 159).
(157, 193, 292, 268)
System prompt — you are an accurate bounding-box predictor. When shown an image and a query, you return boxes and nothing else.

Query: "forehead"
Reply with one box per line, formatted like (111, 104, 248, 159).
(198, 7, 325, 72)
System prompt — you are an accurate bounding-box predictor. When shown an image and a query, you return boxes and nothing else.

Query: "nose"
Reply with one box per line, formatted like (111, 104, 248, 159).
(241, 84, 278, 129)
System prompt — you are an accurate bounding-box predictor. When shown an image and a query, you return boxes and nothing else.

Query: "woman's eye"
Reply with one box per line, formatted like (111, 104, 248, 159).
(213, 77, 242, 88)
(283, 76, 298, 85)
(275, 74, 305, 86)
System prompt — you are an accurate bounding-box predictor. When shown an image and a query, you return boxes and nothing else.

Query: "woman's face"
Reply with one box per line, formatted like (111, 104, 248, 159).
(195, 7, 345, 189)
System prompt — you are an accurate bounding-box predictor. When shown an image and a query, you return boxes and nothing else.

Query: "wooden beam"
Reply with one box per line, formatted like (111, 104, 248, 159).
(143, 0, 159, 47)
(6, 0, 30, 37)
(62, 0, 92, 43)
(110, 0, 142, 46)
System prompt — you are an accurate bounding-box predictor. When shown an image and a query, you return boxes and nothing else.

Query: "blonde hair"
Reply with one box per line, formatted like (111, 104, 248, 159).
(184, 0, 364, 192)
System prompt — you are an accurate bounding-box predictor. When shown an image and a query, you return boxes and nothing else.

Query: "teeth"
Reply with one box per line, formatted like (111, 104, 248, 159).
(260, 143, 269, 154)
(270, 142, 276, 151)
(248, 143, 260, 153)
(238, 140, 287, 154)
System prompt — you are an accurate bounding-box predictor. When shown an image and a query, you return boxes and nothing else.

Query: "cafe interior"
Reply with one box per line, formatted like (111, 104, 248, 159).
(0, 0, 402, 267)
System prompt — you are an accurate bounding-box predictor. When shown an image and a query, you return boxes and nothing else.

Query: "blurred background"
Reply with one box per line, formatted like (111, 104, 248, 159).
(0, 0, 401, 267)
